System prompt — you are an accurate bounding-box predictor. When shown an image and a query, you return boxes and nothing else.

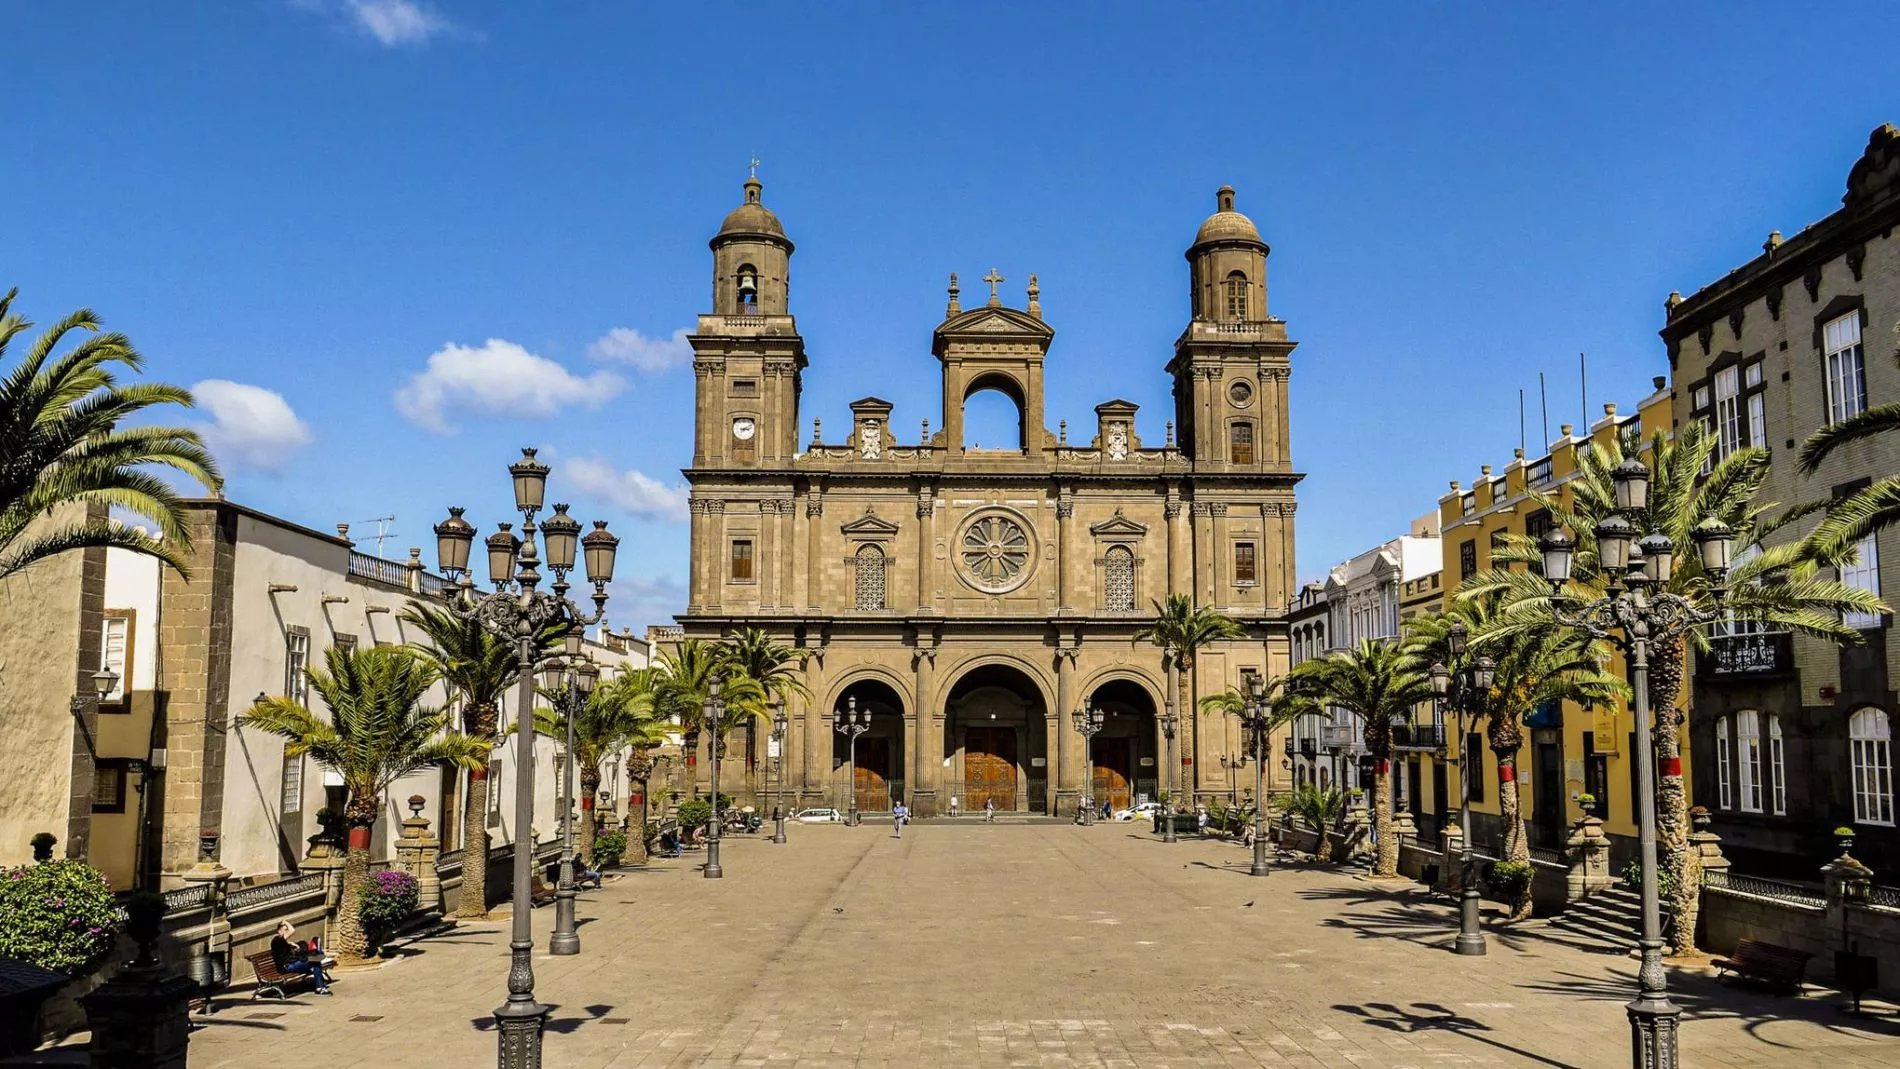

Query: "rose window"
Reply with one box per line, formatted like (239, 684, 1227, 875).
(960, 514, 1032, 593)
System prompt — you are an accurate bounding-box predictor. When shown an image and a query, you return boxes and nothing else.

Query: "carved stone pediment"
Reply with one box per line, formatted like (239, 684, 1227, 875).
(1088, 508, 1149, 539)
(840, 506, 901, 540)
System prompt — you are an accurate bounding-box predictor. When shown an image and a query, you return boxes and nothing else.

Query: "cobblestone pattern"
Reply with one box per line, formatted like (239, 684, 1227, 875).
(185, 825, 1900, 1068)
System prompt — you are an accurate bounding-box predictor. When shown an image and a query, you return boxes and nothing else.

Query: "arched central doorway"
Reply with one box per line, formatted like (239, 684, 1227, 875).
(832, 679, 905, 815)
(1085, 678, 1160, 813)
(944, 664, 1050, 813)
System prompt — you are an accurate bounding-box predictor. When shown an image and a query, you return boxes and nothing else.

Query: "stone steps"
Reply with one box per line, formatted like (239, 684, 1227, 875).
(1542, 886, 1643, 952)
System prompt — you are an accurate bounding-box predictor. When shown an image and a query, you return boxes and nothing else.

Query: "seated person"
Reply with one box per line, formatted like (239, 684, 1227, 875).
(271, 920, 332, 995)
(574, 854, 604, 890)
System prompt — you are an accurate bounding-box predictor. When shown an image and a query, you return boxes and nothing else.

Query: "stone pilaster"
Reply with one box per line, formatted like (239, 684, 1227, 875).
(157, 503, 238, 881)
(1565, 813, 1612, 902)
(396, 806, 442, 915)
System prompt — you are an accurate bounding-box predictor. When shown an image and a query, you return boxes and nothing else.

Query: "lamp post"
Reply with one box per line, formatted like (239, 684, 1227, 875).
(433, 448, 617, 1069)
(547, 644, 597, 955)
(1537, 459, 1735, 1069)
(703, 677, 726, 879)
(1071, 705, 1105, 824)
(1236, 674, 1274, 877)
(1158, 702, 1179, 843)
(1427, 622, 1494, 957)
(771, 709, 789, 844)
(835, 697, 870, 825)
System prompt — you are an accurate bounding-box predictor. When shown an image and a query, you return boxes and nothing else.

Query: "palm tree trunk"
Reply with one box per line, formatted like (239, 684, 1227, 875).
(1371, 757, 1397, 877)
(1176, 660, 1194, 807)
(631, 775, 651, 865)
(457, 762, 490, 918)
(1648, 634, 1699, 955)
(335, 811, 374, 960)
(578, 765, 601, 862)
(1493, 749, 1533, 920)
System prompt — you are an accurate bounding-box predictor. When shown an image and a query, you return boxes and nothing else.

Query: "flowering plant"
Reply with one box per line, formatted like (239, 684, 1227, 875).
(358, 869, 420, 931)
(0, 860, 121, 974)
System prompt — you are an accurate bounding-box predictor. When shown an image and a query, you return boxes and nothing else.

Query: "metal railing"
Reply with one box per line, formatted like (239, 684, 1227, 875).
(1867, 884, 1900, 910)
(1701, 869, 1825, 907)
(1529, 845, 1564, 865)
(226, 873, 326, 914)
(1392, 723, 1445, 750)
(347, 551, 409, 587)
(162, 884, 212, 913)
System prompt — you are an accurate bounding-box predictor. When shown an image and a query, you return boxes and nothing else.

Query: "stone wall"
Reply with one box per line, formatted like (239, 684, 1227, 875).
(1701, 886, 1900, 996)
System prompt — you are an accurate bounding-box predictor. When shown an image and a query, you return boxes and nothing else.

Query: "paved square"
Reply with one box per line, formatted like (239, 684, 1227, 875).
(186, 825, 1900, 1067)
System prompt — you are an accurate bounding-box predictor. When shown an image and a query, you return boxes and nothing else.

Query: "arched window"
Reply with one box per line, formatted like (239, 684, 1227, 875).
(736, 264, 759, 312)
(962, 382, 1025, 451)
(1850, 707, 1893, 825)
(1229, 421, 1254, 465)
(1224, 271, 1248, 321)
(1103, 546, 1135, 611)
(854, 544, 887, 611)
(1736, 711, 1762, 813)
(1714, 716, 1732, 810)
(1768, 714, 1786, 815)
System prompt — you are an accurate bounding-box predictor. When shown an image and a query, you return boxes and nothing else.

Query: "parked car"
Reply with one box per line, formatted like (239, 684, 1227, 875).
(1111, 801, 1164, 823)
(794, 807, 845, 824)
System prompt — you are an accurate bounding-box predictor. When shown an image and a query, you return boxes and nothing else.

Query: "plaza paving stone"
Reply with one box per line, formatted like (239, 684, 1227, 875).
(184, 824, 1900, 1068)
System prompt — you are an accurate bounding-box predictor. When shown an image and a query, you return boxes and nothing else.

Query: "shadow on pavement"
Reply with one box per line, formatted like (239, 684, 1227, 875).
(1516, 968, 1900, 1045)
(1332, 1000, 1578, 1067)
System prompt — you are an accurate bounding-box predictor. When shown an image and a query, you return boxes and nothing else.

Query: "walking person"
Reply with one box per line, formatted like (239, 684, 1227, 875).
(892, 800, 909, 838)
(984, 797, 995, 823)
(949, 795, 961, 819)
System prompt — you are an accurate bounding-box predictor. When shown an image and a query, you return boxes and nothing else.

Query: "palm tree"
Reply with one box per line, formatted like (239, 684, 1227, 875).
(399, 604, 560, 919)
(240, 646, 486, 959)
(1134, 594, 1245, 802)
(1465, 421, 1882, 948)
(718, 628, 810, 796)
(524, 668, 670, 863)
(652, 639, 725, 797)
(1199, 675, 1316, 822)
(1406, 602, 1626, 918)
(1286, 784, 1349, 863)
(0, 288, 220, 580)
(1290, 639, 1430, 878)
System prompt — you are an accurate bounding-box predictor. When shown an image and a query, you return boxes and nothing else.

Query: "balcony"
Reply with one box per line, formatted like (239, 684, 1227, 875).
(1699, 631, 1794, 680)
(1391, 723, 1445, 751)
(1319, 724, 1359, 750)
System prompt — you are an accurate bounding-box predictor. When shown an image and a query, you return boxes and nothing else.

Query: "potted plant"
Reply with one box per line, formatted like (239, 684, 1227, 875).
(1834, 826, 1857, 855)
(1486, 859, 1535, 904)
(594, 829, 628, 869)
(1577, 793, 1598, 817)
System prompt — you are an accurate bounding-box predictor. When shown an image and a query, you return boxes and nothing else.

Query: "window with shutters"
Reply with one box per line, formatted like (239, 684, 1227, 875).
(1841, 533, 1882, 630)
(1459, 540, 1477, 580)
(1768, 714, 1786, 815)
(1104, 546, 1135, 611)
(1736, 710, 1762, 813)
(1715, 715, 1732, 810)
(281, 753, 304, 814)
(285, 627, 310, 705)
(100, 612, 131, 706)
(853, 543, 887, 611)
(1826, 313, 1867, 425)
(1850, 707, 1893, 825)
(1224, 271, 1248, 321)
(91, 760, 128, 813)
(1234, 542, 1257, 585)
(1228, 422, 1254, 464)
(730, 539, 754, 582)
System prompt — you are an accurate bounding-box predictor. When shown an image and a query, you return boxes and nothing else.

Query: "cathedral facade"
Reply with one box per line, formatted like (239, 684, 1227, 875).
(680, 177, 1301, 818)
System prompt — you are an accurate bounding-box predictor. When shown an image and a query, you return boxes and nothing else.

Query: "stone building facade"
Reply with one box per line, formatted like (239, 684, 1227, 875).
(680, 179, 1302, 818)
(1666, 124, 1900, 875)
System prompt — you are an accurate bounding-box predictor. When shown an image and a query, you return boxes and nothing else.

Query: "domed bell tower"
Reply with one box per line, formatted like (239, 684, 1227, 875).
(690, 176, 806, 471)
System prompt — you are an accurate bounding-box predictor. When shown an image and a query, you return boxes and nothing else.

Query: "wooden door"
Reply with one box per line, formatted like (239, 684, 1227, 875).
(853, 738, 891, 814)
(1091, 738, 1133, 811)
(964, 727, 1017, 812)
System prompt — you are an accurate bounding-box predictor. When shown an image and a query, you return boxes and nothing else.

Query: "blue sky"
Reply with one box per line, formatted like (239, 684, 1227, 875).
(6, 2, 1898, 630)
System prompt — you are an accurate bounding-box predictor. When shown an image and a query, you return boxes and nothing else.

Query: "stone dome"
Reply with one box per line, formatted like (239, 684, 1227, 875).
(1192, 185, 1262, 246)
(715, 176, 788, 243)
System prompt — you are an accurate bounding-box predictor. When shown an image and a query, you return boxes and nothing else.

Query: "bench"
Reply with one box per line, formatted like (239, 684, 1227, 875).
(1713, 939, 1812, 993)
(244, 950, 316, 1001)
(529, 872, 558, 907)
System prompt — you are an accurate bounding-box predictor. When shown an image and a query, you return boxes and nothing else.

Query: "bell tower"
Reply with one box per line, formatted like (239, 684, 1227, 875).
(690, 175, 806, 470)
(1168, 185, 1294, 473)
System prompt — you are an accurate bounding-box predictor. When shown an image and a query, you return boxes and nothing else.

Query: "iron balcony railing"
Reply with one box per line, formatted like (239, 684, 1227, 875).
(1391, 723, 1445, 750)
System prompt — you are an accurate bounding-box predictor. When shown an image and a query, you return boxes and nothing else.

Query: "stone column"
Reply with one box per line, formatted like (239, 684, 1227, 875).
(1055, 489, 1075, 614)
(1191, 501, 1213, 607)
(1565, 813, 1612, 902)
(802, 655, 830, 805)
(1687, 806, 1730, 880)
(805, 493, 824, 612)
(395, 804, 443, 915)
(1390, 808, 1418, 853)
(1055, 647, 1079, 818)
(302, 835, 347, 947)
(1164, 492, 1185, 597)
(916, 485, 934, 613)
(706, 499, 726, 613)
(1210, 503, 1228, 610)
(759, 500, 778, 609)
(911, 645, 937, 815)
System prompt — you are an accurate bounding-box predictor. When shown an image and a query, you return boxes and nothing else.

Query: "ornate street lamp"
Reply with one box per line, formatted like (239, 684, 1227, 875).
(1236, 673, 1276, 877)
(1071, 704, 1106, 824)
(703, 676, 726, 879)
(549, 648, 597, 955)
(834, 697, 870, 826)
(771, 708, 790, 844)
(433, 448, 616, 1069)
(1538, 458, 1735, 1069)
(1158, 701, 1179, 844)
(1429, 624, 1494, 957)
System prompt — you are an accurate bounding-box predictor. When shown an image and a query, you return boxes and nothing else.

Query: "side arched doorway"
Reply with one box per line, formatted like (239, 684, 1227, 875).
(944, 664, 1050, 813)
(832, 679, 905, 815)
(1084, 679, 1160, 813)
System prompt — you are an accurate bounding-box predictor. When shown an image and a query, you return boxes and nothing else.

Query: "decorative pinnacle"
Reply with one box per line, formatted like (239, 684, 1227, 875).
(1027, 273, 1041, 319)
(946, 272, 961, 315)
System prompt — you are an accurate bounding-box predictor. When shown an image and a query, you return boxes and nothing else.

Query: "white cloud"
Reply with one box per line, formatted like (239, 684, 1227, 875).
(344, 0, 449, 46)
(189, 379, 314, 475)
(563, 457, 690, 522)
(588, 327, 694, 373)
(394, 339, 623, 435)
(604, 574, 688, 634)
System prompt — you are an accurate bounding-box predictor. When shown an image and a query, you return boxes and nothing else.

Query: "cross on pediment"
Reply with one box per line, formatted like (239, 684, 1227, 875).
(982, 268, 1004, 306)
